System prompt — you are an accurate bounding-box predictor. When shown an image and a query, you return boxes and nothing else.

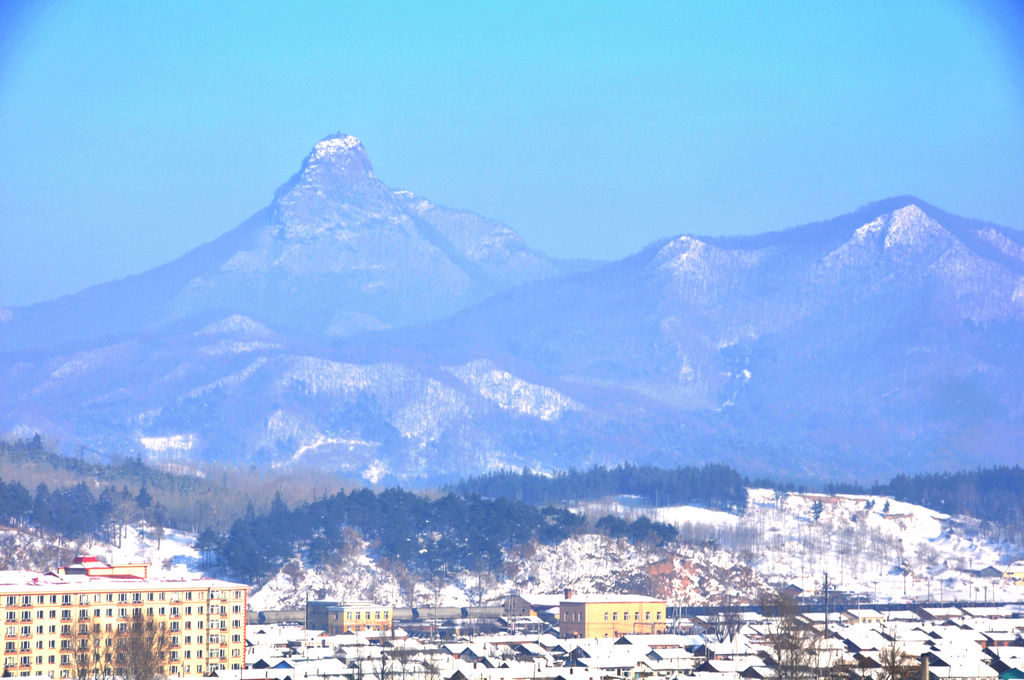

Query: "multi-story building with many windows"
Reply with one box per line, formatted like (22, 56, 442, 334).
(0, 556, 247, 678)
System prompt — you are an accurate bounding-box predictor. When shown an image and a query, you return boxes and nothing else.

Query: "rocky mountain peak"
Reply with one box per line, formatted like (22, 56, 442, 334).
(272, 134, 395, 237)
(305, 134, 375, 177)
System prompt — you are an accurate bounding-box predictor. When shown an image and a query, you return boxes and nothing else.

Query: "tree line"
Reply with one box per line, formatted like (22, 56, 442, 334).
(828, 465, 1024, 542)
(0, 475, 163, 546)
(217, 487, 679, 584)
(449, 462, 751, 512)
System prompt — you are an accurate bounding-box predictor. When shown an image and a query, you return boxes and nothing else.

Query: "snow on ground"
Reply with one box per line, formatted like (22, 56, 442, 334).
(631, 489, 1024, 604)
(79, 525, 204, 579)
(8, 488, 1018, 613)
(249, 552, 403, 611)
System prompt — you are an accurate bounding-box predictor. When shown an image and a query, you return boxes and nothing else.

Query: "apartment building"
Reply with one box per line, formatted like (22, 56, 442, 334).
(305, 600, 393, 634)
(0, 557, 247, 679)
(559, 591, 666, 638)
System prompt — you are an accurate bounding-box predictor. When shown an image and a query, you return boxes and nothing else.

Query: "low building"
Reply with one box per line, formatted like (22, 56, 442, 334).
(1003, 562, 1024, 585)
(558, 591, 666, 639)
(505, 593, 562, 619)
(0, 557, 247, 679)
(305, 600, 392, 634)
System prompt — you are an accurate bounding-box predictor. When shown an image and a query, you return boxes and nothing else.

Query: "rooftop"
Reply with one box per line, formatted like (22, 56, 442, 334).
(561, 594, 665, 604)
(0, 569, 244, 594)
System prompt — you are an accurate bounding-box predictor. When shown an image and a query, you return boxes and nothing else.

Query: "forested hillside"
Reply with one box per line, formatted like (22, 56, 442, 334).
(218, 488, 678, 584)
(5, 436, 1024, 586)
(451, 463, 755, 511)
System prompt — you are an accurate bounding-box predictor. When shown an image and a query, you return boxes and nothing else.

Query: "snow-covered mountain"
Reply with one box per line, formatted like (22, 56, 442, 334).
(2, 134, 1023, 482)
(0, 135, 579, 352)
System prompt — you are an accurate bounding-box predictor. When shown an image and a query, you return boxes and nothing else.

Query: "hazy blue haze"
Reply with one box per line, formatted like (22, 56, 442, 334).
(1, 0, 1022, 305)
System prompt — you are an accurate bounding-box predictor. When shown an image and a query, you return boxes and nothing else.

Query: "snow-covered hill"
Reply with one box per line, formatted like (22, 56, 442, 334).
(242, 489, 1024, 610)
(614, 489, 1024, 603)
(6, 488, 1006, 613)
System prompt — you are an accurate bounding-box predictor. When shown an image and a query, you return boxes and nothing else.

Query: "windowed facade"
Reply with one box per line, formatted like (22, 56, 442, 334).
(305, 601, 393, 634)
(558, 594, 666, 638)
(0, 560, 247, 679)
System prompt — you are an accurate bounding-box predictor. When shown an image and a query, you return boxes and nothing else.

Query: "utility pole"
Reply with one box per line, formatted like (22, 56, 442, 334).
(823, 572, 830, 640)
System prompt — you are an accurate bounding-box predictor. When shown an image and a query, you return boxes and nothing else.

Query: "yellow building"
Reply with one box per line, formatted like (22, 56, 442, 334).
(0, 557, 247, 679)
(559, 592, 666, 639)
(1004, 562, 1024, 585)
(305, 600, 392, 634)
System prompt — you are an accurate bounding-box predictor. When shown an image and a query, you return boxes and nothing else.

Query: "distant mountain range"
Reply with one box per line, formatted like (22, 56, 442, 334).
(3, 135, 1023, 483)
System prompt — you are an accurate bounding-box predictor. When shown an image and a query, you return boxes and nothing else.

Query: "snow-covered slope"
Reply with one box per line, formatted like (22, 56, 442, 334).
(5, 488, 1018, 613)
(629, 490, 1023, 603)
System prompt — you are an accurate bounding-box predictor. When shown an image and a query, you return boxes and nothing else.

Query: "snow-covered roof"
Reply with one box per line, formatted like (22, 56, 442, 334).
(0, 568, 244, 594)
(561, 593, 664, 604)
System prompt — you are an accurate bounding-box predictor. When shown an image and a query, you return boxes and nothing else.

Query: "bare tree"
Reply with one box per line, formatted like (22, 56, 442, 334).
(370, 649, 393, 680)
(760, 590, 821, 680)
(878, 636, 919, 680)
(114, 614, 170, 680)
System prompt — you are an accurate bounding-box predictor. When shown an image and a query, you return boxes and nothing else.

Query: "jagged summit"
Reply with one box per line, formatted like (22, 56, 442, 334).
(279, 133, 380, 205)
(0, 132, 570, 352)
(305, 134, 375, 175)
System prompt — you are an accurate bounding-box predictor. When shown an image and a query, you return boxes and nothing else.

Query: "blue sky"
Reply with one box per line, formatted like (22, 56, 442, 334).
(1, 0, 1022, 306)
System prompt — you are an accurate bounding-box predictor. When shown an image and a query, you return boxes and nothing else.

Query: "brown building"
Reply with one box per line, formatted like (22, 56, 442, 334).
(559, 592, 666, 638)
(0, 557, 247, 679)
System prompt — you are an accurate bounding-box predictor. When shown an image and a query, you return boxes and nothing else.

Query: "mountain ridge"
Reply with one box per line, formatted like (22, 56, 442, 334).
(1, 134, 578, 353)
(2, 136, 1023, 483)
